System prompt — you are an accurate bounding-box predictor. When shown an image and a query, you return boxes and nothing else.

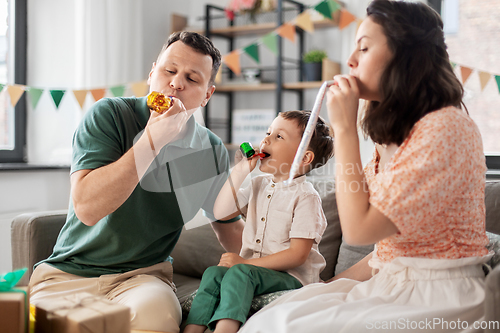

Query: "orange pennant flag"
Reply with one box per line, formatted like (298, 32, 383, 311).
(339, 9, 357, 30)
(90, 88, 106, 102)
(295, 11, 314, 33)
(73, 90, 88, 108)
(478, 71, 491, 91)
(277, 23, 296, 43)
(460, 66, 473, 84)
(131, 81, 149, 97)
(7, 84, 25, 107)
(223, 50, 241, 76)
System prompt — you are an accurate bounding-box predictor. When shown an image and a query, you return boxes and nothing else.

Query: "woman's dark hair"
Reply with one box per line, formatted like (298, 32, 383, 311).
(158, 31, 221, 86)
(279, 110, 334, 171)
(362, 0, 465, 145)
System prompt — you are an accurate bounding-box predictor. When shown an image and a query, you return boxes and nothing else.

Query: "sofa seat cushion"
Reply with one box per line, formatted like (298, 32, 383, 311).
(181, 289, 293, 319)
(486, 232, 500, 269)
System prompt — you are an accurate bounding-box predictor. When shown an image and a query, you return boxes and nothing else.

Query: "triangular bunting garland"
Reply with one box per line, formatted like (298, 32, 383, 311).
(7, 85, 26, 107)
(110, 85, 126, 97)
(295, 11, 314, 33)
(328, 0, 342, 14)
(451, 61, 457, 69)
(90, 88, 106, 102)
(339, 9, 357, 30)
(243, 43, 260, 64)
(0, 84, 4, 92)
(223, 50, 241, 76)
(277, 23, 296, 43)
(73, 90, 88, 109)
(131, 81, 148, 97)
(314, 0, 332, 20)
(460, 66, 473, 84)
(478, 71, 491, 91)
(496, 75, 500, 93)
(50, 90, 66, 109)
(261, 33, 278, 55)
(26, 87, 44, 109)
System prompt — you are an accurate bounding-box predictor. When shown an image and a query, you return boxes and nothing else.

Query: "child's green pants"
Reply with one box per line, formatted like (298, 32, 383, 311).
(185, 264, 302, 330)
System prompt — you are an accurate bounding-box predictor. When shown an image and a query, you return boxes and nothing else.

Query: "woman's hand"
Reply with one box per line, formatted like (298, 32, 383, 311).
(326, 75, 360, 134)
(218, 252, 247, 268)
(145, 97, 191, 150)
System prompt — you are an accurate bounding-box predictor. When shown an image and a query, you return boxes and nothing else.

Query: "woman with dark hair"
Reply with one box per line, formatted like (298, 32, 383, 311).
(239, 1, 491, 332)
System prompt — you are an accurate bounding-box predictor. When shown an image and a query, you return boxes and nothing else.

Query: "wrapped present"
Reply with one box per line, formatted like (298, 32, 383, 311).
(0, 268, 29, 333)
(35, 292, 130, 333)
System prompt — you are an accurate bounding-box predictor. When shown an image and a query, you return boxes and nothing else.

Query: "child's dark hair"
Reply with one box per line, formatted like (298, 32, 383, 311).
(279, 110, 334, 171)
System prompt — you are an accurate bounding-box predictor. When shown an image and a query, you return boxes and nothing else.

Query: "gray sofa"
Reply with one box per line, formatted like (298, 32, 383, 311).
(11, 177, 500, 332)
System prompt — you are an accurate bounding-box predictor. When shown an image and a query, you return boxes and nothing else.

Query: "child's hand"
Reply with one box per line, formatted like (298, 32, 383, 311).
(218, 252, 247, 268)
(233, 149, 260, 175)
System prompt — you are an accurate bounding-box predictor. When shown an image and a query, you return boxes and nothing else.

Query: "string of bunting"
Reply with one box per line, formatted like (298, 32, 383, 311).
(0, 0, 498, 111)
(0, 80, 149, 111)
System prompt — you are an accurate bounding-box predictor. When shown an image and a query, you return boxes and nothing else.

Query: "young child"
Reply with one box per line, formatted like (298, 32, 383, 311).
(183, 110, 334, 333)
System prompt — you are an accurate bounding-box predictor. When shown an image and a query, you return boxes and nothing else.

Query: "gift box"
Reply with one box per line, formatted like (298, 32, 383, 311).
(35, 292, 130, 333)
(0, 268, 29, 333)
(0, 291, 27, 333)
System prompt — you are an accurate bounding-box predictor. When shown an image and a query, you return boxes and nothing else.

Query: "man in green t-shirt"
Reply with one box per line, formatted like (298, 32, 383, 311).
(28, 31, 244, 333)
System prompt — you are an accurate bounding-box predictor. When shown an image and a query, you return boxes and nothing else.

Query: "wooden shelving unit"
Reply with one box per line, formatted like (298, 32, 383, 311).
(176, 1, 341, 142)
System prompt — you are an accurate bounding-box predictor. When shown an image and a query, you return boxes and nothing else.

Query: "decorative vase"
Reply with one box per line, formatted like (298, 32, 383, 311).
(304, 62, 322, 82)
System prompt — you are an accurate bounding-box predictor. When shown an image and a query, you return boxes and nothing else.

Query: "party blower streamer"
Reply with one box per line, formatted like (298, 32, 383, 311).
(285, 80, 335, 185)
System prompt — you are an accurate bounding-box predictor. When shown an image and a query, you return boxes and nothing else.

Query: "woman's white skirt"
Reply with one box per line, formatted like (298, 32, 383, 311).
(239, 254, 492, 333)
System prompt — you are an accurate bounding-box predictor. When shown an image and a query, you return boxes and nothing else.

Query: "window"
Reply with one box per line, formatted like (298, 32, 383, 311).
(440, 0, 500, 175)
(0, 0, 27, 163)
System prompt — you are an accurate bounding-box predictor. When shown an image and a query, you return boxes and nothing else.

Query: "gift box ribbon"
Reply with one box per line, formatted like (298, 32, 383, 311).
(1, 268, 29, 333)
(44, 294, 117, 332)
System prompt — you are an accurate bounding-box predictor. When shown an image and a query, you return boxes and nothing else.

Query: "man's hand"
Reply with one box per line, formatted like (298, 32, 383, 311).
(218, 252, 247, 268)
(146, 97, 191, 151)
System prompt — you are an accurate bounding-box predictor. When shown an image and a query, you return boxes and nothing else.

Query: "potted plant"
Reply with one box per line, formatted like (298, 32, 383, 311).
(302, 49, 328, 81)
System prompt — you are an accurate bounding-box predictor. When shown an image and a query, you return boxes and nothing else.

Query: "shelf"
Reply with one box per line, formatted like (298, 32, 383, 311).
(283, 81, 324, 90)
(216, 83, 277, 92)
(215, 81, 324, 92)
(190, 18, 339, 37)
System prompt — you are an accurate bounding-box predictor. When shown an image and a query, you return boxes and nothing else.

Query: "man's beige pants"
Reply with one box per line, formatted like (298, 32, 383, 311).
(29, 262, 182, 333)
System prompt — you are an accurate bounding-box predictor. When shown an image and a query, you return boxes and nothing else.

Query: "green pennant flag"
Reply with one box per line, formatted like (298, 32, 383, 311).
(495, 75, 500, 93)
(261, 33, 278, 55)
(0, 83, 4, 92)
(243, 43, 260, 64)
(451, 61, 457, 69)
(50, 89, 66, 108)
(328, 0, 342, 14)
(314, 0, 332, 19)
(110, 85, 126, 97)
(26, 87, 44, 109)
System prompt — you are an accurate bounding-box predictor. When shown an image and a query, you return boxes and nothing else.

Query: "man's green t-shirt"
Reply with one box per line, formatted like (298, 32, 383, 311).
(38, 97, 238, 277)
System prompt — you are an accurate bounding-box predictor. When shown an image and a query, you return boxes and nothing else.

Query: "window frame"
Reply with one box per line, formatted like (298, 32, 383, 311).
(0, 0, 27, 163)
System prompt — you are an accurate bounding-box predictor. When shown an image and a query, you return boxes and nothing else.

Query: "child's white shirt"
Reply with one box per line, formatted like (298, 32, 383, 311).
(237, 174, 327, 285)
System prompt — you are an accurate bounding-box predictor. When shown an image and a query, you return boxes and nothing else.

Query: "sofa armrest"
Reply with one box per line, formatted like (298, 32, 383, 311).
(11, 210, 67, 286)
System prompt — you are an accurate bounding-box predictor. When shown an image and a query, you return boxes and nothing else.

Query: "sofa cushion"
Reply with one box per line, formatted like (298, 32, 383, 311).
(170, 211, 226, 279)
(309, 177, 342, 281)
(485, 181, 500, 235)
(334, 240, 374, 276)
(486, 232, 500, 269)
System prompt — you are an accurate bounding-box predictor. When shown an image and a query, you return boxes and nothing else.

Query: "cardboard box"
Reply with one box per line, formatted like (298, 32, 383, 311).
(322, 58, 341, 81)
(0, 291, 27, 333)
(35, 292, 130, 333)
